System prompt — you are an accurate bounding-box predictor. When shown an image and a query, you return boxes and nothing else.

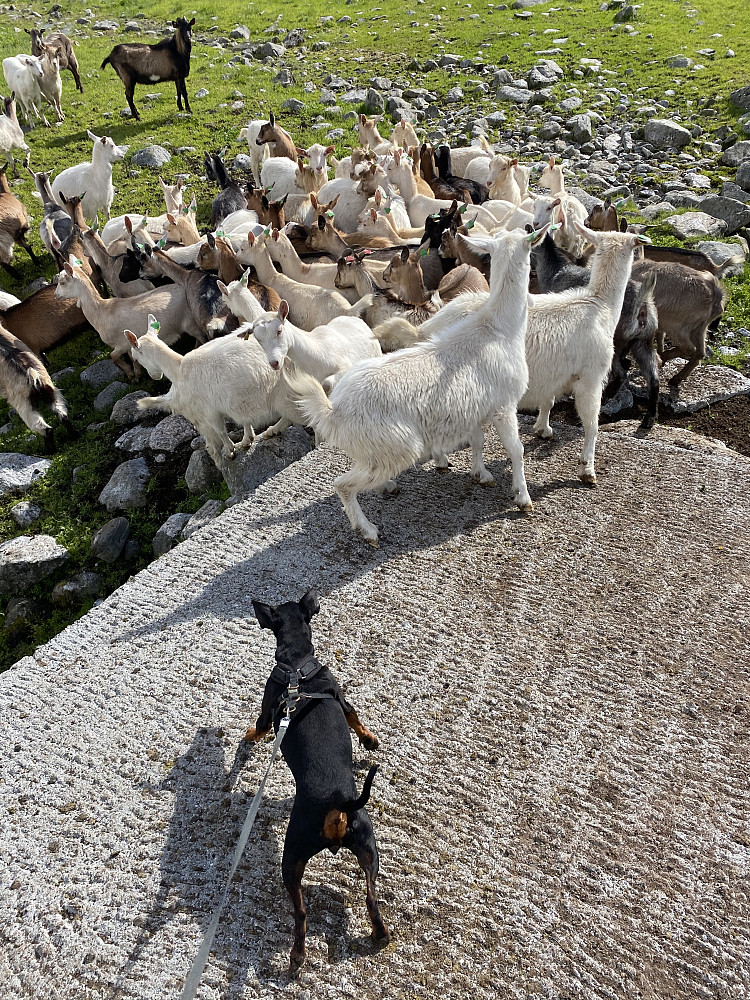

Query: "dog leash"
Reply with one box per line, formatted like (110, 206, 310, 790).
(179, 715, 290, 1000)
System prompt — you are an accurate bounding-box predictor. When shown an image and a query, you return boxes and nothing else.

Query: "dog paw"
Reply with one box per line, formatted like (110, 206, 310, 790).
(359, 732, 379, 751)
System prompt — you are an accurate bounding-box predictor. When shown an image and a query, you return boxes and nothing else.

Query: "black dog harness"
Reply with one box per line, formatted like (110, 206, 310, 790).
(272, 653, 338, 721)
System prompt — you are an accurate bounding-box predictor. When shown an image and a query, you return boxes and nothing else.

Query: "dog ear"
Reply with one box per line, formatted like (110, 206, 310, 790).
(299, 588, 320, 620)
(252, 601, 276, 631)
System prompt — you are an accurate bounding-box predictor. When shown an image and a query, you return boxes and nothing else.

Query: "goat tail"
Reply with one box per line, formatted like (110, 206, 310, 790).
(371, 316, 421, 351)
(340, 765, 379, 815)
(100, 55, 111, 70)
(280, 366, 334, 439)
(715, 254, 745, 280)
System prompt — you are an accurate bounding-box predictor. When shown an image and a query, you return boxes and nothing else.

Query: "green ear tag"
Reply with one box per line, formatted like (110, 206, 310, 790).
(466, 219, 475, 229)
(73, 256, 83, 267)
(460, 204, 468, 214)
(240, 272, 248, 286)
(419, 246, 428, 258)
(157, 236, 167, 248)
(384, 206, 391, 214)
(326, 211, 334, 219)
(216, 229, 224, 238)
(149, 318, 161, 333)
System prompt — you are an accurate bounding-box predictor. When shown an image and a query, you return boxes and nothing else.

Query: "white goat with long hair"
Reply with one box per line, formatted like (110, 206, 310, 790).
(51, 130, 128, 223)
(282, 228, 541, 545)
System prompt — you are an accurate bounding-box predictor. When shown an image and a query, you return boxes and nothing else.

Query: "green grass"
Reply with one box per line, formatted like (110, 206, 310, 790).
(0, 0, 749, 668)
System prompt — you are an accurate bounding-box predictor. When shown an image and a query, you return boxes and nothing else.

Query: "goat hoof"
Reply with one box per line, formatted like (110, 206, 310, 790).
(289, 949, 305, 971)
(579, 472, 597, 486)
(535, 428, 554, 440)
(516, 500, 533, 514)
(474, 473, 496, 486)
(434, 464, 451, 474)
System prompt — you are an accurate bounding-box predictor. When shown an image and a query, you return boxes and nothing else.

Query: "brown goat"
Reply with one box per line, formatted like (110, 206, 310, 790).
(101, 17, 194, 121)
(0, 286, 87, 360)
(0, 167, 37, 278)
(255, 112, 297, 161)
(585, 196, 620, 232)
(196, 234, 281, 311)
(383, 246, 488, 304)
(0, 322, 70, 450)
(27, 27, 83, 92)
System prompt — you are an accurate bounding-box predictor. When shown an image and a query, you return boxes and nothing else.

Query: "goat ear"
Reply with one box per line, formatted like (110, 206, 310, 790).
(240, 268, 250, 285)
(189, 17, 195, 25)
(549, 156, 555, 167)
(278, 300, 289, 322)
(207, 232, 216, 248)
(269, 110, 275, 125)
(124, 330, 138, 347)
(124, 216, 133, 233)
(86, 129, 99, 142)
(217, 281, 228, 296)
(252, 600, 276, 631)
(310, 194, 318, 209)
(299, 588, 320, 621)
(63, 262, 74, 275)
(295, 146, 308, 158)
(247, 232, 255, 245)
(317, 215, 326, 231)
(370, 209, 377, 222)
(324, 145, 335, 155)
(329, 193, 339, 209)
(573, 221, 598, 244)
(166, 213, 176, 225)
(400, 247, 409, 263)
(359, 114, 366, 124)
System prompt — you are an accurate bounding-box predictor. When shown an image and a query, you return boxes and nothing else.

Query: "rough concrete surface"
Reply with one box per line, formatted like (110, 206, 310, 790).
(1, 419, 749, 1000)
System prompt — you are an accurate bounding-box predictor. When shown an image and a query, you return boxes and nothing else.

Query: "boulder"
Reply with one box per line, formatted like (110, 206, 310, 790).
(729, 85, 750, 112)
(52, 571, 102, 604)
(130, 145, 171, 169)
(699, 196, 750, 235)
(497, 86, 534, 105)
(90, 517, 131, 563)
(720, 141, 750, 167)
(256, 42, 285, 59)
(568, 114, 594, 144)
(720, 181, 750, 205)
(229, 24, 250, 39)
(221, 426, 314, 498)
(664, 212, 727, 239)
(644, 119, 692, 149)
(152, 513, 191, 557)
(0, 454, 52, 499)
(115, 426, 154, 452)
(149, 415, 195, 453)
(185, 449, 223, 493)
(111, 391, 151, 426)
(98, 458, 150, 511)
(94, 382, 130, 413)
(281, 98, 304, 114)
(666, 56, 694, 69)
(364, 89, 384, 114)
(736, 161, 750, 192)
(4, 596, 42, 632)
(80, 359, 123, 388)
(10, 501, 41, 527)
(0, 535, 69, 595)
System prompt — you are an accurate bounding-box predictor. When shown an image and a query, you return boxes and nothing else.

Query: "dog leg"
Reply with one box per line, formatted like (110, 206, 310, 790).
(243, 722, 272, 743)
(344, 709, 379, 751)
(351, 842, 390, 945)
(282, 853, 309, 970)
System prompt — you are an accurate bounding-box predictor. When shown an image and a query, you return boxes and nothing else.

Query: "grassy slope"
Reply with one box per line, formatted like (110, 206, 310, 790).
(0, 0, 749, 667)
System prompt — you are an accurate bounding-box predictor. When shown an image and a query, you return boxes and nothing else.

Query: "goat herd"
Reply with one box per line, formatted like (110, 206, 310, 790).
(0, 18, 739, 545)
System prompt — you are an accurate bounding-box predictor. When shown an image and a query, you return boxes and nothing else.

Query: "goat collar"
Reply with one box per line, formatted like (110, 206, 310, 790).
(270, 652, 322, 686)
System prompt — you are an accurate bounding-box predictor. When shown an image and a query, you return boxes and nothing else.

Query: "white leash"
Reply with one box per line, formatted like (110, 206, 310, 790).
(179, 717, 290, 1000)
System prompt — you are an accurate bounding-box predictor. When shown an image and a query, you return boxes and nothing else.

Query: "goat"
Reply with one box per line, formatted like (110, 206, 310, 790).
(100, 177, 185, 247)
(0, 322, 70, 451)
(295, 142, 334, 182)
(265, 227, 367, 303)
(450, 139, 495, 180)
(133, 243, 239, 340)
(36, 46, 63, 123)
(536, 160, 589, 256)
(0, 94, 30, 176)
(2, 54, 48, 128)
(83, 224, 155, 297)
(26, 27, 83, 92)
(197, 235, 281, 313)
(522, 224, 650, 481)
(384, 151, 496, 230)
(0, 167, 37, 278)
(236, 232, 361, 329)
(239, 120, 271, 185)
(204, 151, 246, 229)
(642, 244, 743, 279)
(125, 318, 302, 466)
(383, 246, 488, 304)
(392, 117, 420, 151)
(1, 285, 87, 358)
(255, 112, 297, 161)
(30, 167, 70, 267)
(101, 17, 194, 121)
(216, 270, 272, 325)
(434, 145, 488, 205)
(242, 299, 381, 393)
(356, 114, 391, 154)
(52, 195, 106, 294)
(260, 156, 325, 204)
(55, 258, 204, 377)
(585, 196, 621, 232)
(631, 258, 727, 387)
(283, 228, 539, 545)
(51, 130, 128, 223)
(532, 233, 661, 429)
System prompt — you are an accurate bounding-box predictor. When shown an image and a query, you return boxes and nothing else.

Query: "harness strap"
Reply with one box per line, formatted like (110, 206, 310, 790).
(179, 716, 290, 1000)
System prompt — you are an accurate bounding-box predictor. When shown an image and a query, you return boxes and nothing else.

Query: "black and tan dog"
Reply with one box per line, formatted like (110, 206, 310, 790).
(246, 587, 390, 969)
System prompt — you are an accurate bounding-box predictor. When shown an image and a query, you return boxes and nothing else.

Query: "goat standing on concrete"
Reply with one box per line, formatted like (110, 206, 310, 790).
(284, 229, 540, 545)
(101, 17, 194, 122)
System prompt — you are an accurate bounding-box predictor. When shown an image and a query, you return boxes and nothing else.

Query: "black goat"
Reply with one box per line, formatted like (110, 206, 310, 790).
(204, 152, 246, 229)
(101, 17, 194, 122)
(26, 27, 84, 92)
(435, 146, 488, 205)
(532, 234, 661, 429)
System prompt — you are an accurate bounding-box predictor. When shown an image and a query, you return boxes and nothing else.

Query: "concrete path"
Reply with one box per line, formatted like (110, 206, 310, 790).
(1, 419, 749, 1000)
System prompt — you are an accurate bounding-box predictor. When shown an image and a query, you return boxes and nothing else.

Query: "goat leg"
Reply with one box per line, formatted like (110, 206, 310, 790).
(1, 260, 21, 280)
(630, 340, 660, 430)
(16, 234, 38, 263)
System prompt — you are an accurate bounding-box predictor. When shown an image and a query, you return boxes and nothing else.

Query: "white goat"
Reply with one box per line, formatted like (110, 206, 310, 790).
(239, 119, 271, 185)
(243, 300, 381, 393)
(522, 223, 650, 482)
(2, 55, 48, 128)
(264, 228, 361, 302)
(283, 229, 538, 545)
(51, 130, 128, 223)
(125, 318, 301, 467)
(216, 270, 267, 324)
(55, 258, 202, 376)
(384, 151, 497, 230)
(236, 233, 361, 330)
(536, 159, 588, 256)
(391, 118, 420, 150)
(0, 95, 30, 175)
(37, 47, 63, 123)
(100, 176, 185, 245)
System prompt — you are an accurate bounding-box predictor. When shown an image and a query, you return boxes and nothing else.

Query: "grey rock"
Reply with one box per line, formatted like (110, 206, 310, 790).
(364, 89, 385, 114)
(445, 87, 464, 104)
(111, 391, 151, 426)
(185, 449, 223, 493)
(10, 501, 41, 527)
(99, 458, 150, 512)
(283, 28, 305, 47)
(52, 571, 102, 604)
(0, 454, 52, 499)
(720, 141, 750, 167)
(256, 42, 285, 59)
(736, 161, 750, 191)
(537, 121, 562, 141)
(440, 54, 461, 67)
(221, 426, 313, 498)
(569, 114, 594, 144)
(233, 153, 254, 173)
(90, 517, 130, 563)
(721, 181, 750, 205)
(341, 88, 368, 104)
(492, 69, 514, 87)
(274, 69, 293, 86)
(281, 98, 305, 114)
(229, 25, 250, 40)
(115, 426, 153, 452)
(122, 539, 140, 561)
(695, 240, 747, 273)
(195, 88, 209, 99)
(559, 96, 582, 112)
(386, 95, 413, 120)
(4, 596, 42, 632)
(663, 189, 703, 209)
(664, 212, 727, 239)
(131, 145, 171, 169)
(699, 196, 750, 236)
(52, 367, 75, 385)
(370, 76, 392, 91)
(729, 86, 750, 112)
(0, 535, 69, 595)
(149, 415, 195, 453)
(311, 41, 330, 52)
(152, 512, 191, 557)
(181, 500, 222, 540)
(497, 86, 534, 105)
(644, 119, 692, 149)
(80, 359, 123, 388)
(485, 111, 506, 127)
(93, 20, 119, 30)
(666, 56, 694, 69)
(123, 21, 141, 32)
(93, 382, 130, 414)
(613, 4, 636, 21)
(326, 129, 345, 141)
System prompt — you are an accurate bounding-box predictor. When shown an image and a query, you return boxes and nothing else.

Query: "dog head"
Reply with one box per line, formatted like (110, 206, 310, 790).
(253, 588, 320, 650)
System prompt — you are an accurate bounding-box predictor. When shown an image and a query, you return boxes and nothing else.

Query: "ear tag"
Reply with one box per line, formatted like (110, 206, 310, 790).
(466, 219, 475, 229)
(148, 318, 161, 333)
(157, 236, 167, 248)
(92, 220, 100, 233)
(240, 272, 248, 286)
(384, 206, 391, 214)
(615, 198, 627, 208)
(216, 229, 224, 238)
(548, 222, 562, 232)
(460, 204, 468, 214)
(136, 242, 144, 250)
(419, 247, 428, 258)
(525, 230, 537, 243)
(264, 227, 271, 236)
(326, 211, 334, 219)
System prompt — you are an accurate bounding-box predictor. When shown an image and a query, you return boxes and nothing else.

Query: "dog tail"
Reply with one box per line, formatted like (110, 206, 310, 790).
(342, 764, 379, 814)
